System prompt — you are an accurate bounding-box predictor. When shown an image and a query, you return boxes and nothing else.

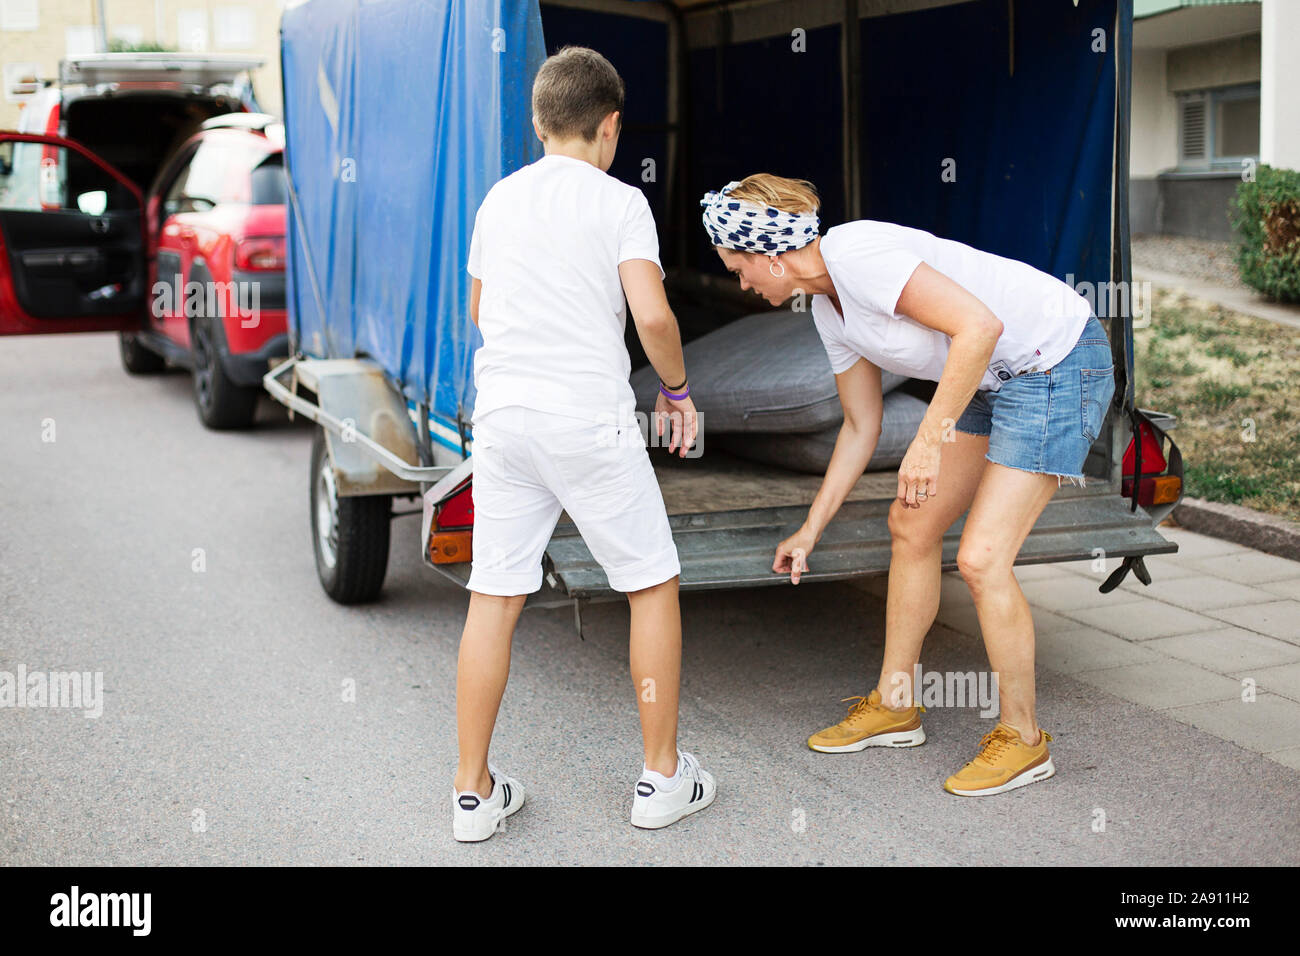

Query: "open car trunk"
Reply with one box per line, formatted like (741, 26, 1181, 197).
(57, 55, 261, 192)
(61, 94, 240, 194)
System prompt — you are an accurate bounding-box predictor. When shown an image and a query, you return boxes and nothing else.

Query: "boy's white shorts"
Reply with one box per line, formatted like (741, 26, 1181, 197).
(466, 405, 681, 596)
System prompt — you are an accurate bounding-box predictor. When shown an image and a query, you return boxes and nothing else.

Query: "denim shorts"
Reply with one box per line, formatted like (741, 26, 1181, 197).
(954, 315, 1116, 487)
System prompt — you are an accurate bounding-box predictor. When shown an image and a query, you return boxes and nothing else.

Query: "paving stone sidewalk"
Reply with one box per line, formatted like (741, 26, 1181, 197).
(858, 525, 1300, 772)
(1133, 265, 1300, 331)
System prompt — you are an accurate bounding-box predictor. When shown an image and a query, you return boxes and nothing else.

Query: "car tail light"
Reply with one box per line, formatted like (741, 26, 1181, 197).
(235, 236, 286, 271)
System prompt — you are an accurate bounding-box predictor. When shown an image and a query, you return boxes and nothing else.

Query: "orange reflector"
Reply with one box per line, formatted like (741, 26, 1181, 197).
(1150, 475, 1181, 504)
(429, 531, 472, 564)
(1123, 475, 1182, 507)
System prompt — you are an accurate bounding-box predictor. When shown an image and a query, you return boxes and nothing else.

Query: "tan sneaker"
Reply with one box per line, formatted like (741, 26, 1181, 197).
(807, 689, 926, 753)
(943, 722, 1055, 796)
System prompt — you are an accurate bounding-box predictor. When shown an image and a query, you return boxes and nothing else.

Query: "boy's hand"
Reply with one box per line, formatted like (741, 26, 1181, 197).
(654, 391, 698, 457)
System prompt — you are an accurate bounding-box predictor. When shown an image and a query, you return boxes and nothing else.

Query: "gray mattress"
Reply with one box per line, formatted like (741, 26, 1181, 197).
(713, 390, 930, 475)
(631, 310, 907, 433)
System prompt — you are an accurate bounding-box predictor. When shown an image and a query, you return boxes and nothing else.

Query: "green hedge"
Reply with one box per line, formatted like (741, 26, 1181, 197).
(1233, 164, 1300, 304)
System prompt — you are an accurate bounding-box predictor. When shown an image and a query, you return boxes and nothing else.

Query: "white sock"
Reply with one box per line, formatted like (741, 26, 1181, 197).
(642, 753, 684, 791)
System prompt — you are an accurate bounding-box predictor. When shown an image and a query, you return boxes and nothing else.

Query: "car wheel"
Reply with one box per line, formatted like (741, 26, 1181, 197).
(309, 427, 391, 604)
(191, 312, 259, 430)
(119, 332, 165, 375)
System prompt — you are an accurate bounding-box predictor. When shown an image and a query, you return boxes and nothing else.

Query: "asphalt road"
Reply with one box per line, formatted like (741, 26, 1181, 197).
(2, 333, 1297, 865)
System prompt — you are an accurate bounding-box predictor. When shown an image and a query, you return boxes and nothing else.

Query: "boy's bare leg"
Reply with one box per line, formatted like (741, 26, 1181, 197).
(627, 576, 682, 777)
(454, 591, 528, 795)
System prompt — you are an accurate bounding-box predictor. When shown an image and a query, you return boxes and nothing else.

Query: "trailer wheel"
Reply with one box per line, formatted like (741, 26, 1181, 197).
(310, 428, 391, 604)
(119, 332, 165, 375)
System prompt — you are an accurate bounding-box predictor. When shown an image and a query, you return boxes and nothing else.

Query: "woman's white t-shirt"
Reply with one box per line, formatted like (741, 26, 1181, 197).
(468, 153, 664, 426)
(810, 221, 1092, 392)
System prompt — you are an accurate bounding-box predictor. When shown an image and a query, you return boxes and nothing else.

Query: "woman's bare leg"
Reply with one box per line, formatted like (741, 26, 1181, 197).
(956, 463, 1061, 742)
(876, 430, 989, 708)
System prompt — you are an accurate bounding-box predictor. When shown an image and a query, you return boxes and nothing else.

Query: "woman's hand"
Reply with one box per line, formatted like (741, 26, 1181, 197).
(774, 525, 818, 584)
(654, 390, 698, 457)
(897, 432, 941, 508)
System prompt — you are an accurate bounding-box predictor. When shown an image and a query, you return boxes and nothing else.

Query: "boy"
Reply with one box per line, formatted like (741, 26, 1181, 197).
(452, 46, 715, 841)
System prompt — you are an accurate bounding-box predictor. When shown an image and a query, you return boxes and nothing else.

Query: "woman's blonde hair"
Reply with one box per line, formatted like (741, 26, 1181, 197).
(726, 173, 820, 217)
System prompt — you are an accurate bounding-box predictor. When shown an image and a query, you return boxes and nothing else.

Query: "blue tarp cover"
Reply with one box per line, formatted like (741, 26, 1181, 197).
(281, 0, 1123, 454)
(281, 0, 546, 451)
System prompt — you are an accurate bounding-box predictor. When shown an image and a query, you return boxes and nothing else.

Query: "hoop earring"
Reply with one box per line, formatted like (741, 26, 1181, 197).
(769, 258, 785, 278)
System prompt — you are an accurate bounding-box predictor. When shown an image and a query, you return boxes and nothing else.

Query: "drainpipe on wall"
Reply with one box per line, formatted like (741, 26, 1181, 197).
(96, 0, 109, 51)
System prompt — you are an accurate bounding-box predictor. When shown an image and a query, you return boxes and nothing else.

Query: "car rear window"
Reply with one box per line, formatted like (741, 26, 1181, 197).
(250, 155, 286, 206)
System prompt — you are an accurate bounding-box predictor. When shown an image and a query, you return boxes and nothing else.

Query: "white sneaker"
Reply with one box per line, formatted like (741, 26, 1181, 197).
(630, 751, 716, 829)
(452, 764, 524, 842)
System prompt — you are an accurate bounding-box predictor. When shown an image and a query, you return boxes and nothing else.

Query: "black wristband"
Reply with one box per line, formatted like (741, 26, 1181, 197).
(663, 375, 688, 391)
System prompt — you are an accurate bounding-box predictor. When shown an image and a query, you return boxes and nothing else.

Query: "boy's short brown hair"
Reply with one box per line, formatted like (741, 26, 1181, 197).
(531, 46, 624, 143)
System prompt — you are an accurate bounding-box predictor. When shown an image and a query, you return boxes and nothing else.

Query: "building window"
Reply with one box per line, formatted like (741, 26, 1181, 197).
(1178, 84, 1260, 170)
(1, 0, 39, 32)
(178, 10, 208, 51)
(214, 7, 255, 50)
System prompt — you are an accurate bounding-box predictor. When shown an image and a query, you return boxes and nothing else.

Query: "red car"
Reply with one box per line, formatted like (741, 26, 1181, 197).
(125, 114, 288, 428)
(0, 110, 286, 429)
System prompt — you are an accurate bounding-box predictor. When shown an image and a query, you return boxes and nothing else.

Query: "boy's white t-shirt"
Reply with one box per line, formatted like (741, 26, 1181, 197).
(467, 153, 664, 426)
(810, 220, 1092, 392)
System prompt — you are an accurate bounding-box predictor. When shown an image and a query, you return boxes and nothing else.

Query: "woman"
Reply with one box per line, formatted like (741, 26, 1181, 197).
(700, 174, 1115, 796)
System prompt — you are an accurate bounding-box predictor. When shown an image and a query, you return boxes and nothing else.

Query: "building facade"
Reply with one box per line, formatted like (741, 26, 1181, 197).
(0, 0, 284, 129)
(1131, 0, 1300, 240)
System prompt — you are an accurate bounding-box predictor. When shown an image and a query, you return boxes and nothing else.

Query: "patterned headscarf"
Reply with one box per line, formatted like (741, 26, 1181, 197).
(700, 181, 820, 256)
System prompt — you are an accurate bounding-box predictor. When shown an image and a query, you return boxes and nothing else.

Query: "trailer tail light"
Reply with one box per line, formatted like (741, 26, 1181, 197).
(436, 482, 474, 528)
(1121, 419, 1181, 508)
(1122, 474, 1182, 506)
(429, 531, 472, 564)
(428, 481, 474, 564)
(235, 236, 286, 271)
(1122, 421, 1168, 476)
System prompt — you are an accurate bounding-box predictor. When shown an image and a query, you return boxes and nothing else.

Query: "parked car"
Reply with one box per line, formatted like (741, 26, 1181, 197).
(124, 114, 288, 429)
(1, 54, 286, 428)
(0, 52, 286, 426)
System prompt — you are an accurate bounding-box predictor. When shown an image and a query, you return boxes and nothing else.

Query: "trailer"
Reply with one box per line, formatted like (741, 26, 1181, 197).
(266, 0, 1182, 616)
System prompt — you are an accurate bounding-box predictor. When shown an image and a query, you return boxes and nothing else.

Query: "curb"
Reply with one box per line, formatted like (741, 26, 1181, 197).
(1170, 497, 1300, 562)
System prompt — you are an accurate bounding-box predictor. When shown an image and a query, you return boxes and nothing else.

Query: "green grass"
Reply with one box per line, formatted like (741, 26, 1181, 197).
(1134, 288, 1300, 521)
(1192, 380, 1252, 411)
(1204, 340, 1254, 366)
(1183, 461, 1273, 503)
